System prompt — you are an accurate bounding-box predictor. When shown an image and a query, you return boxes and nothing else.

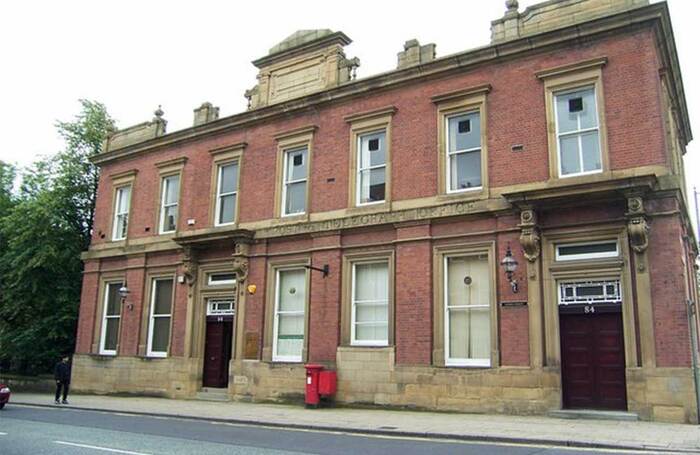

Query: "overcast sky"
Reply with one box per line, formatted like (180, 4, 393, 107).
(1, 0, 698, 228)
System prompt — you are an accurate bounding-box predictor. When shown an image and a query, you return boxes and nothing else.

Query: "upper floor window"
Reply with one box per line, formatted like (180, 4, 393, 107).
(447, 111, 482, 192)
(282, 147, 307, 216)
(159, 174, 179, 234)
(215, 161, 239, 226)
(357, 131, 386, 205)
(555, 87, 602, 177)
(112, 185, 131, 241)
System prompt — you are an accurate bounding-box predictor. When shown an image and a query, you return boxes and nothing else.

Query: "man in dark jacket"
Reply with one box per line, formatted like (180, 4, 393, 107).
(54, 356, 71, 404)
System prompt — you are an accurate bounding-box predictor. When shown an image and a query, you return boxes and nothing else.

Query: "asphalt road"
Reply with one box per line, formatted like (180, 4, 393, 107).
(0, 404, 645, 455)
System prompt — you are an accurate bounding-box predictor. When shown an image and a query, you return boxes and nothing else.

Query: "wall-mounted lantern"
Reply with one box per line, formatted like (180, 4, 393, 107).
(500, 244, 519, 294)
(119, 283, 133, 310)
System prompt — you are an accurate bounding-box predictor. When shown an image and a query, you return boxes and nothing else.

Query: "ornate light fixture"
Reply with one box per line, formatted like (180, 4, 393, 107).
(500, 244, 519, 293)
(119, 282, 132, 310)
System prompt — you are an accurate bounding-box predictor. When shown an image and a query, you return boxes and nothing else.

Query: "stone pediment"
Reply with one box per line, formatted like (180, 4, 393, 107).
(245, 29, 359, 110)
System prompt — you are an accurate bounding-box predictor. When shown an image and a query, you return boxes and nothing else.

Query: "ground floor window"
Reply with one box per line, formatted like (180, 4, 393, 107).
(444, 254, 491, 367)
(273, 268, 306, 362)
(351, 261, 389, 346)
(147, 278, 174, 357)
(100, 282, 123, 355)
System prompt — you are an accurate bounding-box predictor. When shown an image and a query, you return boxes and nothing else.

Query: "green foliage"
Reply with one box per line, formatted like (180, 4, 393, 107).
(0, 100, 113, 375)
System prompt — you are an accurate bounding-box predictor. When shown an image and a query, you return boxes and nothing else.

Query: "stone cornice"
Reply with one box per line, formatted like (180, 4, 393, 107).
(343, 106, 397, 123)
(89, 3, 690, 166)
(534, 57, 608, 79)
(430, 83, 492, 104)
(252, 31, 352, 68)
(209, 142, 247, 156)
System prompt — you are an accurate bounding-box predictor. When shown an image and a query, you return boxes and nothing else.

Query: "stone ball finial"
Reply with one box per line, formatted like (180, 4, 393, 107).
(506, 0, 519, 12)
(154, 105, 164, 119)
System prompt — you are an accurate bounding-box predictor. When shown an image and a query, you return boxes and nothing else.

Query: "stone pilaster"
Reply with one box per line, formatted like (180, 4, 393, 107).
(518, 207, 543, 368)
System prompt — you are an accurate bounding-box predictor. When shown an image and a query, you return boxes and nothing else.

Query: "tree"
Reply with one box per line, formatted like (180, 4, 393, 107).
(0, 100, 113, 374)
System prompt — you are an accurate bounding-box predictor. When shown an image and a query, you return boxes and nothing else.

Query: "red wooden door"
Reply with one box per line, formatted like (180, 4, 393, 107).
(560, 311, 627, 410)
(203, 318, 233, 388)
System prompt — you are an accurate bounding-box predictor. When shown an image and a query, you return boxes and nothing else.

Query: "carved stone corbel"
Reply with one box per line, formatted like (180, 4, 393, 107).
(625, 196, 650, 271)
(182, 246, 198, 297)
(518, 208, 541, 261)
(232, 242, 251, 283)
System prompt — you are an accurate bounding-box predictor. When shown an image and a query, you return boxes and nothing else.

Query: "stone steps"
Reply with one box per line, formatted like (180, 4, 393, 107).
(196, 387, 230, 402)
(548, 409, 639, 421)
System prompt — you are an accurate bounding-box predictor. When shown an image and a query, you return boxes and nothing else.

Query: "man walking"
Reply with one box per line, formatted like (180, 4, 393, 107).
(54, 356, 71, 404)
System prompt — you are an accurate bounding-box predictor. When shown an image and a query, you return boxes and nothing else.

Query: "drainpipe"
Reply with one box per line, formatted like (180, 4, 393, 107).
(688, 299, 700, 424)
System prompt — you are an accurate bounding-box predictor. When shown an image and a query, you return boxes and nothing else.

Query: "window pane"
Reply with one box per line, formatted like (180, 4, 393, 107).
(104, 318, 119, 351)
(449, 150, 481, 190)
(556, 88, 597, 133)
(447, 256, 489, 308)
(355, 262, 388, 302)
(448, 112, 480, 152)
(163, 205, 177, 232)
(581, 131, 602, 172)
(164, 175, 179, 204)
(360, 131, 385, 167)
(285, 181, 306, 214)
(359, 168, 385, 203)
(151, 317, 171, 353)
(356, 304, 387, 324)
(116, 214, 128, 239)
(219, 193, 236, 224)
(106, 283, 122, 316)
(220, 163, 238, 194)
(449, 307, 490, 360)
(356, 323, 388, 342)
(277, 313, 304, 358)
(559, 135, 580, 175)
(286, 148, 307, 181)
(278, 269, 306, 312)
(153, 279, 173, 315)
(117, 187, 130, 213)
(209, 272, 236, 284)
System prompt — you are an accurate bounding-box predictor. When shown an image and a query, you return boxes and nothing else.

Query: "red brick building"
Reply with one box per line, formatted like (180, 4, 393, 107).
(74, 0, 700, 423)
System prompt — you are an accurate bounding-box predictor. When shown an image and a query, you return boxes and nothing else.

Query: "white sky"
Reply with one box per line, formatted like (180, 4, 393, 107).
(0, 0, 698, 229)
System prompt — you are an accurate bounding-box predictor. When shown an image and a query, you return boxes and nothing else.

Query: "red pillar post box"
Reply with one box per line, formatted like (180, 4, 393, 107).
(304, 364, 324, 408)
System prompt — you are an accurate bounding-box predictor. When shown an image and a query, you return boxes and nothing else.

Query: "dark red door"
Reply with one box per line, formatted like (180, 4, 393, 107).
(560, 311, 627, 410)
(203, 318, 233, 388)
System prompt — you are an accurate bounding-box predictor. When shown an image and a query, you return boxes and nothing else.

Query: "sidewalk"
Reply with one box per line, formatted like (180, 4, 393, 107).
(10, 392, 700, 453)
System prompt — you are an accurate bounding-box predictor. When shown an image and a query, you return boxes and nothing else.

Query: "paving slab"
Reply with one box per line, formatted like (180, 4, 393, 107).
(9, 393, 700, 453)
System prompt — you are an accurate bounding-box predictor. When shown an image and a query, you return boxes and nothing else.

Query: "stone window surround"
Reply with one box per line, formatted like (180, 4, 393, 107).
(92, 272, 126, 356)
(154, 157, 187, 236)
(537, 57, 610, 182)
(139, 269, 177, 358)
(431, 241, 499, 368)
(340, 249, 395, 347)
(108, 169, 137, 243)
(540, 225, 640, 370)
(209, 143, 246, 228)
(273, 126, 316, 221)
(433, 84, 490, 201)
(344, 106, 396, 210)
(262, 257, 311, 363)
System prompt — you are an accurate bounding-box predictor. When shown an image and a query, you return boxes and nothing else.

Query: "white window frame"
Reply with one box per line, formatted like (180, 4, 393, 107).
(215, 161, 239, 226)
(446, 111, 482, 194)
(350, 261, 389, 347)
(146, 278, 173, 358)
(112, 185, 131, 241)
(207, 298, 236, 316)
(555, 240, 619, 262)
(444, 254, 491, 367)
(99, 282, 123, 355)
(207, 272, 237, 286)
(281, 147, 307, 217)
(558, 279, 622, 306)
(356, 130, 387, 206)
(272, 268, 306, 362)
(554, 86, 603, 178)
(159, 174, 179, 234)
